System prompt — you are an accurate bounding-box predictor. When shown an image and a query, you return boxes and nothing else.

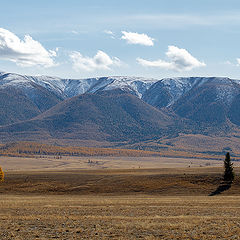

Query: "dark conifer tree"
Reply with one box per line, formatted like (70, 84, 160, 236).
(223, 152, 234, 182)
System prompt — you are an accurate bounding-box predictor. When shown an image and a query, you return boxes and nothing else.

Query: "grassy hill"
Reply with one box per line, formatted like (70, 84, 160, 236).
(0, 90, 172, 142)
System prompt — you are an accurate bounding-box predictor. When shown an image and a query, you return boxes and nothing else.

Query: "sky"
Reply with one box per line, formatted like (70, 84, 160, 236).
(1, 0, 240, 79)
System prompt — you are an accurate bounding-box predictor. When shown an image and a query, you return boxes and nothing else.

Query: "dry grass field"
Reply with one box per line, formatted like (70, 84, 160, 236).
(0, 155, 236, 171)
(0, 156, 240, 239)
(0, 167, 240, 195)
(0, 195, 240, 239)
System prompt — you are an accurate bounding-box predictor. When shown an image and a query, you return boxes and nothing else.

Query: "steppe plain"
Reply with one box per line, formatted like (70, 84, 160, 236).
(0, 155, 240, 239)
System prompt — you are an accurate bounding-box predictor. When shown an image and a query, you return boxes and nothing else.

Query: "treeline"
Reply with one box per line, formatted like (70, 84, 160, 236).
(0, 142, 162, 158)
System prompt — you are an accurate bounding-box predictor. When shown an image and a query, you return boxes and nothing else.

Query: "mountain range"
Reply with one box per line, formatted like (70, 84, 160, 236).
(0, 72, 240, 157)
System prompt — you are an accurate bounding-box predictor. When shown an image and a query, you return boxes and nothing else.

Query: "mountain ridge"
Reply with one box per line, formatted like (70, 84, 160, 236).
(0, 72, 240, 157)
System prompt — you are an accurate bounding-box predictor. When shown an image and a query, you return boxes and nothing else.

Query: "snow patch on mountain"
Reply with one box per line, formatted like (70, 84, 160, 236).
(90, 76, 157, 97)
(143, 77, 238, 108)
(0, 72, 158, 99)
(215, 79, 240, 106)
(64, 78, 99, 97)
(1, 72, 240, 108)
(160, 78, 194, 106)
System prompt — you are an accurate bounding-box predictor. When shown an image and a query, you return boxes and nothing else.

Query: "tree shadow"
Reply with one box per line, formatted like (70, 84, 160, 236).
(209, 182, 232, 196)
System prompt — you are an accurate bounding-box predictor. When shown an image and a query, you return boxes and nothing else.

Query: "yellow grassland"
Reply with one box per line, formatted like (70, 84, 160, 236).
(0, 141, 162, 158)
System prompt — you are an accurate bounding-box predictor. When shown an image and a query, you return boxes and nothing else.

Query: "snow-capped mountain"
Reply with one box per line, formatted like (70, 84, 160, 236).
(1, 72, 240, 144)
(1, 71, 240, 155)
(0, 72, 158, 99)
(1, 72, 240, 109)
(142, 77, 240, 108)
(87, 76, 157, 98)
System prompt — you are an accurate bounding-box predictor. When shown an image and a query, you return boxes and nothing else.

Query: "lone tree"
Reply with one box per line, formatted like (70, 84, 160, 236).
(0, 166, 4, 182)
(223, 152, 234, 182)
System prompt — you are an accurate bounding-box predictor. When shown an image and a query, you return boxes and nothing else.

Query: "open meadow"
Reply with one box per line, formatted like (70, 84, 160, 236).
(0, 155, 236, 171)
(0, 157, 239, 239)
(0, 194, 240, 240)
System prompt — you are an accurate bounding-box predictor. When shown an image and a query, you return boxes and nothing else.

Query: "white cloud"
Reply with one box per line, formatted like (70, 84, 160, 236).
(121, 31, 154, 46)
(126, 13, 240, 28)
(224, 60, 232, 65)
(70, 50, 121, 71)
(236, 58, 240, 66)
(0, 28, 56, 67)
(223, 59, 240, 67)
(137, 45, 205, 71)
(104, 30, 115, 39)
(71, 30, 79, 35)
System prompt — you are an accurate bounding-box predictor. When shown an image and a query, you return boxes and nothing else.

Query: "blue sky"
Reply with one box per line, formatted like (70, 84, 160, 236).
(1, 0, 240, 79)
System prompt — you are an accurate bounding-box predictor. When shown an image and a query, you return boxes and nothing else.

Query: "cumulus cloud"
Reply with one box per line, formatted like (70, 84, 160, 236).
(0, 28, 57, 67)
(121, 31, 154, 46)
(70, 50, 121, 71)
(137, 45, 205, 71)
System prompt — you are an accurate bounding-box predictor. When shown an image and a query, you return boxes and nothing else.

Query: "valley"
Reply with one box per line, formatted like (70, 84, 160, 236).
(1, 1, 239, 239)
(0, 72, 240, 239)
